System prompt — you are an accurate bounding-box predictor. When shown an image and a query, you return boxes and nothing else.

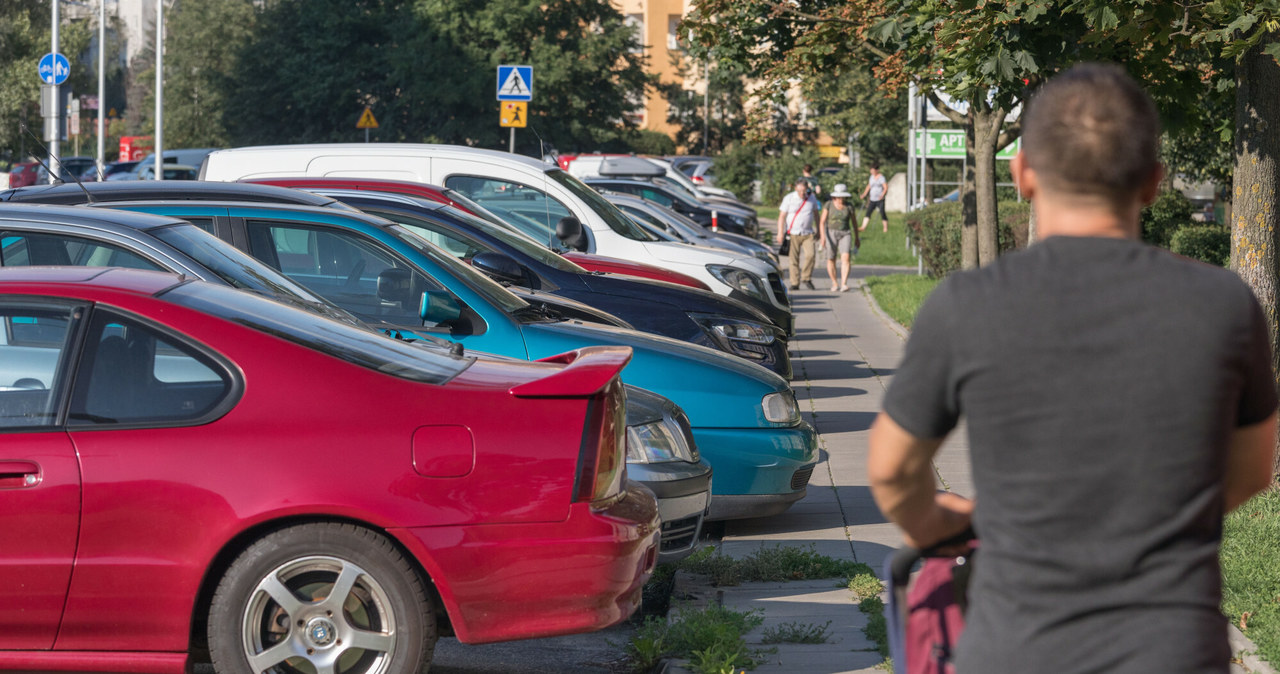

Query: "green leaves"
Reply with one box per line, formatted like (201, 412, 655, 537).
(1083, 5, 1120, 31)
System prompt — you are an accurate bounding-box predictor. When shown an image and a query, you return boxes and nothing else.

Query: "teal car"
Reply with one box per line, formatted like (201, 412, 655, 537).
(101, 201, 817, 520)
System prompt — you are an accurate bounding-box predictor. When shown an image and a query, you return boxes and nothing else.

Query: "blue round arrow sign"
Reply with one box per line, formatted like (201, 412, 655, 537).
(38, 53, 70, 86)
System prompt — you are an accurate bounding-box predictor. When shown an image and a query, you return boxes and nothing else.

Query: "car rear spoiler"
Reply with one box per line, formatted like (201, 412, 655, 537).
(509, 346, 633, 398)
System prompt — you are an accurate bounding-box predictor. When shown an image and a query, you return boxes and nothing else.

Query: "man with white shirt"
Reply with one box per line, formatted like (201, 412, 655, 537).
(776, 178, 821, 289)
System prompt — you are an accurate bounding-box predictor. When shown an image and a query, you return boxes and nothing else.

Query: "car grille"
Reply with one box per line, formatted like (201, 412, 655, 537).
(767, 272, 791, 308)
(660, 514, 702, 553)
(790, 466, 814, 491)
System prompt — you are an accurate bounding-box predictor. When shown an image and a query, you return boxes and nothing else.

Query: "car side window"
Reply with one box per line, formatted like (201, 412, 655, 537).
(445, 175, 572, 232)
(244, 220, 442, 326)
(68, 309, 232, 426)
(639, 188, 674, 208)
(398, 223, 486, 261)
(0, 303, 82, 429)
(181, 217, 215, 234)
(0, 231, 162, 270)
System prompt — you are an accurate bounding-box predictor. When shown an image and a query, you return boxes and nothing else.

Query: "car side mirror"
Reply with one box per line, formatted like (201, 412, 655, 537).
(377, 268, 413, 306)
(471, 252, 526, 286)
(419, 290, 463, 325)
(556, 216, 588, 252)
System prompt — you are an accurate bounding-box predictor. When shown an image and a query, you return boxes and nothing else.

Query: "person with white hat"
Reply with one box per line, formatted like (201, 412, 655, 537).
(819, 183, 859, 292)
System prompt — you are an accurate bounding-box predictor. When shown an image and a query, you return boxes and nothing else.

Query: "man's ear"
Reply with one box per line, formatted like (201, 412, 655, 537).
(1011, 151, 1038, 200)
(1139, 163, 1165, 207)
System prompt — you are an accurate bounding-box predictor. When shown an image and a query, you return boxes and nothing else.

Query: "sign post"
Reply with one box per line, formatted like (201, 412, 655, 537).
(496, 65, 533, 154)
(357, 106, 379, 142)
(40, 1, 67, 183)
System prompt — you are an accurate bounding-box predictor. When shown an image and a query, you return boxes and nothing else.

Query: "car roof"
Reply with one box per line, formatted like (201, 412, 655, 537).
(0, 266, 185, 295)
(208, 143, 556, 172)
(0, 201, 192, 232)
(96, 199, 398, 229)
(0, 180, 339, 207)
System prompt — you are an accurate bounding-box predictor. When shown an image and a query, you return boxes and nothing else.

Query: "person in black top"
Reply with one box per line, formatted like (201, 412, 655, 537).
(867, 63, 1278, 674)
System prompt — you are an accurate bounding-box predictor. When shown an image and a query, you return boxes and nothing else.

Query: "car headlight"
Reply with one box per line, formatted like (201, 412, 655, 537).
(690, 313, 778, 360)
(626, 419, 695, 463)
(706, 264, 768, 301)
(762, 390, 800, 424)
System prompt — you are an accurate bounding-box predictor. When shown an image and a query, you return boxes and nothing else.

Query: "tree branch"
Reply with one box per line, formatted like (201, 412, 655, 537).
(996, 119, 1022, 149)
(926, 90, 968, 125)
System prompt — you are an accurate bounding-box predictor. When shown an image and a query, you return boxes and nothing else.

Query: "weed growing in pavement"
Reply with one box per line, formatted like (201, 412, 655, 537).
(858, 595, 890, 659)
(627, 605, 765, 672)
(678, 544, 873, 586)
(847, 571, 885, 600)
(760, 620, 832, 644)
(689, 640, 751, 674)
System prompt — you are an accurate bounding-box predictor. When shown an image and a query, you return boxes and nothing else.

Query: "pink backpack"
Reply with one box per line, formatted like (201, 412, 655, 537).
(885, 532, 976, 674)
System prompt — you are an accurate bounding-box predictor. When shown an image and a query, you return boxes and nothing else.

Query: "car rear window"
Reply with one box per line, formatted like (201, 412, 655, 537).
(161, 281, 473, 385)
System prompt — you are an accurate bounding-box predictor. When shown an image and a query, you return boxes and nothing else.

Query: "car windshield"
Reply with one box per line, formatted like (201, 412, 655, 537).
(148, 223, 365, 326)
(385, 223, 530, 315)
(545, 170, 659, 242)
(162, 281, 473, 385)
(649, 178, 704, 207)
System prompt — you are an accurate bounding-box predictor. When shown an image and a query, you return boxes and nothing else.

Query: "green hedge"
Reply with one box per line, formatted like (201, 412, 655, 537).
(1170, 225, 1230, 267)
(1142, 190, 1194, 248)
(906, 200, 1030, 276)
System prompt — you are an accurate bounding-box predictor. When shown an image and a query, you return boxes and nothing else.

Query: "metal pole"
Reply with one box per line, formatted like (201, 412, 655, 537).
(50, 0, 60, 184)
(702, 61, 709, 155)
(154, 0, 163, 180)
(365, 128, 369, 143)
(509, 127, 515, 154)
(96, 0, 105, 178)
(906, 84, 915, 211)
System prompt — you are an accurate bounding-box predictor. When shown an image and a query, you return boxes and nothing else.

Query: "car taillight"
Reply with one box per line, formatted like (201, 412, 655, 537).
(574, 378, 627, 503)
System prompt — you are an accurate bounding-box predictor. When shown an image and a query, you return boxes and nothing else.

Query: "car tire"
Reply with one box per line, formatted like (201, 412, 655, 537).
(208, 522, 437, 674)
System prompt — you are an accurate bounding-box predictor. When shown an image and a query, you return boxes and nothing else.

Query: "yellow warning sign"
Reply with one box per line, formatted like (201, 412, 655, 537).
(500, 101, 527, 128)
(356, 107, 379, 129)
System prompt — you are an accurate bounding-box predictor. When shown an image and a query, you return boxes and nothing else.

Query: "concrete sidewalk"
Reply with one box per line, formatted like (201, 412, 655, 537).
(676, 268, 1273, 674)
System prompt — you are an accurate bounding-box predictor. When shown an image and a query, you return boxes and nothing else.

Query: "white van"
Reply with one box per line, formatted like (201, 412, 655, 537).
(201, 144, 791, 325)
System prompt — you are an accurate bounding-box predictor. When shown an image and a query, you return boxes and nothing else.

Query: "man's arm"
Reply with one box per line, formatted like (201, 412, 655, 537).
(868, 412, 973, 548)
(775, 207, 787, 245)
(1224, 412, 1278, 513)
(860, 183, 870, 200)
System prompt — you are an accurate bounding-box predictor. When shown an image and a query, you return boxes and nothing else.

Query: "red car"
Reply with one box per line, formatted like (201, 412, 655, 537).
(0, 267, 658, 673)
(244, 177, 712, 290)
(7, 161, 39, 188)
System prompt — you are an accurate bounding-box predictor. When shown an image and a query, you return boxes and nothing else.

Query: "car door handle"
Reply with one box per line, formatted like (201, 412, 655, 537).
(0, 460, 41, 488)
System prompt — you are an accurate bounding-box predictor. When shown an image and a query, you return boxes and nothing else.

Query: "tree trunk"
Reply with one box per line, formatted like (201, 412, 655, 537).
(1230, 37, 1280, 472)
(973, 106, 1006, 267)
(961, 109, 979, 270)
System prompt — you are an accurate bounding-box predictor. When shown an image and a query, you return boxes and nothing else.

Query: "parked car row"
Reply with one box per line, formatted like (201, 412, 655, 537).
(0, 142, 811, 674)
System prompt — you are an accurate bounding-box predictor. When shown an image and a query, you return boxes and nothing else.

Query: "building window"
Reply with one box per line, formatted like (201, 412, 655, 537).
(668, 15, 683, 51)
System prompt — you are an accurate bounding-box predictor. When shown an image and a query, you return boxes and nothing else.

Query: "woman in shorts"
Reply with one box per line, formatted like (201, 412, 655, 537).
(819, 183, 859, 292)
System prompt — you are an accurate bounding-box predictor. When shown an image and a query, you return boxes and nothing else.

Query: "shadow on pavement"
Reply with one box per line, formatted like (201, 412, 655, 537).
(809, 410, 878, 433)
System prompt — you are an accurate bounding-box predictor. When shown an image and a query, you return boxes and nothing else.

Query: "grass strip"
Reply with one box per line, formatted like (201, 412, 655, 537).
(678, 544, 875, 586)
(754, 207, 917, 266)
(863, 274, 941, 329)
(627, 605, 765, 673)
(1222, 488, 1280, 667)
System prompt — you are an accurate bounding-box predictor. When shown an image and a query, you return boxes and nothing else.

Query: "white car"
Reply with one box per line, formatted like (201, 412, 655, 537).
(201, 143, 793, 332)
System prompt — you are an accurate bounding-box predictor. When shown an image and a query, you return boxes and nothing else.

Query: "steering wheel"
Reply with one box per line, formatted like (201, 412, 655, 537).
(344, 260, 367, 289)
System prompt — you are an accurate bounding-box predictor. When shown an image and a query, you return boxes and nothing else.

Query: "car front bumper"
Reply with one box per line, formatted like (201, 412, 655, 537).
(629, 460, 712, 563)
(728, 286, 793, 337)
(691, 422, 818, 521)
(389, 480, 660, 644)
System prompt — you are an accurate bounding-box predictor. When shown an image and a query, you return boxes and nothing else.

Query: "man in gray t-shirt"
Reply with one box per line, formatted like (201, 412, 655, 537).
(868, 64, 1278, 674)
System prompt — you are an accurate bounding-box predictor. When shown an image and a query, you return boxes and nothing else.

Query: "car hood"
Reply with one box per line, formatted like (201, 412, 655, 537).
(522, 320, 787, 429)
(580, 272, 773, 325)
(642, 241, 770, 275)
(508, 287, 633, 328)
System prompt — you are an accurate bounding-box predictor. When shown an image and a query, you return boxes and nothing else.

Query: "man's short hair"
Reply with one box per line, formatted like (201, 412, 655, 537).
(795, 177, 808, 186)
(803, 164, 813, 173)
(1023, 63, 1161, 201)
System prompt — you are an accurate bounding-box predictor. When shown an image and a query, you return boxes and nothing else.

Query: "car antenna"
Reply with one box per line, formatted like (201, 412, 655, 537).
(527, 124, 556, 252)
(19, 122, 95, 204)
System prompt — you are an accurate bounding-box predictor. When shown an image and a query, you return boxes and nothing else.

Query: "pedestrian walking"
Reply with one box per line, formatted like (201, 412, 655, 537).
(818, 183, 858, 292)
(858, 163, 889, 233)
(802, 164, 823, 199)
(867, 63, 1277, 674)
(776, 177, 821, 289)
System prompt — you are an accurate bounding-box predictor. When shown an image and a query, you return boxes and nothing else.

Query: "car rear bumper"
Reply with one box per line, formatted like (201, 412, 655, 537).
(690, 422, 817, 520)
(389, 480, 660, 645)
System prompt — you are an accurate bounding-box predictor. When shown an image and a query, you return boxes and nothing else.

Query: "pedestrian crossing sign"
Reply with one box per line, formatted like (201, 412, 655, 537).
(496, 65, 533, 101)
(500, 101, 527, 128)
(356, 107, 379, 129)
